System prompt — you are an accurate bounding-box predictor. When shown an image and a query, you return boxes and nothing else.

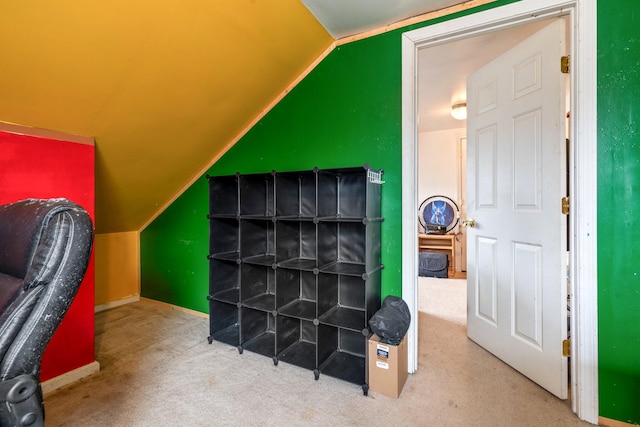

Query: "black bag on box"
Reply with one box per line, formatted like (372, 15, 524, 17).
(418, 251, 448, 278)
(368, 296, 411, 345)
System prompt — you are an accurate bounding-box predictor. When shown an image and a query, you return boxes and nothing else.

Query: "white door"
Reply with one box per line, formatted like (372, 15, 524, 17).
(465, 19, 568, 399)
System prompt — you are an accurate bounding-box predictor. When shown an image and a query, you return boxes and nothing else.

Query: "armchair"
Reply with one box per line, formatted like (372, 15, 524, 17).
(0, 199, 93, 427)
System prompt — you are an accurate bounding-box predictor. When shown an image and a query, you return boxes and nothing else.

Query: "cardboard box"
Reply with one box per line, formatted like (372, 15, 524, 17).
(367, 333, 408, 398)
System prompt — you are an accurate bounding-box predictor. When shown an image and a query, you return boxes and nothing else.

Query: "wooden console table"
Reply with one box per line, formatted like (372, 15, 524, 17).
(418, 233, 455, 273)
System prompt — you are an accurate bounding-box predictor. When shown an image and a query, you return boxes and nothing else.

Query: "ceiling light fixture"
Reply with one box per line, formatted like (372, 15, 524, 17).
(451, 102, 467, 120)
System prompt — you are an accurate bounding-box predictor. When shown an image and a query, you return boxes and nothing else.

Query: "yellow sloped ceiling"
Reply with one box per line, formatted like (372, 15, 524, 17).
(0, 0, 332, 232)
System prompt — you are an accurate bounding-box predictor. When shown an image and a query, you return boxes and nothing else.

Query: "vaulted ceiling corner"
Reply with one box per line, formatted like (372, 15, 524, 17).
(0, 0, 489, 233)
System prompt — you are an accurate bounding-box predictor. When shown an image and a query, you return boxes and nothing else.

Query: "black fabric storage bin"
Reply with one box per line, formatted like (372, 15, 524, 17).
(418, 251, 448, 278)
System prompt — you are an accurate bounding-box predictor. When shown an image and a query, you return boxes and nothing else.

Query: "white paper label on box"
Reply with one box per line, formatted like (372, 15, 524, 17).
(376, 343, 389, 359)
(376, 361, 389, 369)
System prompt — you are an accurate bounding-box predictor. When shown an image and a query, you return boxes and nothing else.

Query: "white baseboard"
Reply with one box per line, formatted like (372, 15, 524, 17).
(94, 295, 140, 313)
(41, 361, 100, 395)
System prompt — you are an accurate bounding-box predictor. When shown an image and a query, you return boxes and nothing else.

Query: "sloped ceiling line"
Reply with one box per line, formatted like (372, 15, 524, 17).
(0, 0, 495, 234)
(301, 0, 473, 39)
(139, 41, 338, 232)
(141, 0, 498, 233)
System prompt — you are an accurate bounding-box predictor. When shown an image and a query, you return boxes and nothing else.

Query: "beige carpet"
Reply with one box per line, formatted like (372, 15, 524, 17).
(418, 277, 467, 323)
(43, 279, 593, 426)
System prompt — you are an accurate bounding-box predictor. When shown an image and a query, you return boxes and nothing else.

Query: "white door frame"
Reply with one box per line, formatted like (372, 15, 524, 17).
(400, 0, 598, 423)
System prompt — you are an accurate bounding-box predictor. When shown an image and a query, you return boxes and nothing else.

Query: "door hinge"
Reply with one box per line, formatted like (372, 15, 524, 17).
(561, 196, 570, 215)
(561, 55, 570, 74)
(562, 339, 571, 357)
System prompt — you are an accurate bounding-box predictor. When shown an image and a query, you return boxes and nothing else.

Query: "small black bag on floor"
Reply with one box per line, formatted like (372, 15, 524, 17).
(368, 296, 411, 345)
(418, 251, 448, 278)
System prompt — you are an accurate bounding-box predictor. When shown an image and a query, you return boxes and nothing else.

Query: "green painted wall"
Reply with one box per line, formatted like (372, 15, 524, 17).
(597, 1, 640, 424)
(141, 0, 640, 424)
(142, 33, 404, 312)
(140, 0, 512, 311)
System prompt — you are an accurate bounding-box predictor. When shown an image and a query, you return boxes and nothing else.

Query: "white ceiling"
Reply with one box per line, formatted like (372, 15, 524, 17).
(300, 0, 468, 39)
(301, 1, 558, 134)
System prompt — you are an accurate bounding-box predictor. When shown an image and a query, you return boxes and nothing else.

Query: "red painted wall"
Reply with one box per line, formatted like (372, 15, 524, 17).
(0, 130, 95, 381)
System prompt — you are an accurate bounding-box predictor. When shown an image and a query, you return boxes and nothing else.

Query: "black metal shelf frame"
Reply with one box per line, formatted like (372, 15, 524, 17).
(207, 165, 383, 393)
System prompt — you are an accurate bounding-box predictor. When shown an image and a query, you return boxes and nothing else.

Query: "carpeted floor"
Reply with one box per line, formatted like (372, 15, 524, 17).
(43, 278, 593, 426)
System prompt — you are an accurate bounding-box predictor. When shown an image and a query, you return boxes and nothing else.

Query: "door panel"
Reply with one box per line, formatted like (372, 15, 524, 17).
(512, 242, 542, 349)
(513, 110, 542, 209)
(476, 236, 498, 325)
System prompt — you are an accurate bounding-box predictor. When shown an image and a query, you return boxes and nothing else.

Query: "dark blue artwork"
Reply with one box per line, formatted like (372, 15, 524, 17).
(418, 195, 459, 233)
(424, 200, 455, 226)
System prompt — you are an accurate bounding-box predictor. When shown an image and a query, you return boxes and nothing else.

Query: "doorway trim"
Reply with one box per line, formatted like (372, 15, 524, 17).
(400, 0, 597, 423)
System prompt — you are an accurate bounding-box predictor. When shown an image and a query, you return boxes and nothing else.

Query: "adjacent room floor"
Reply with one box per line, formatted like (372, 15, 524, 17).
(44, 278, 591, 426)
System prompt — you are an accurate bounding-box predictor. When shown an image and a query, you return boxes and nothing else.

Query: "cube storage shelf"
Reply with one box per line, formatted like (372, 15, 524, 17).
(207, 165, 383, 395)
